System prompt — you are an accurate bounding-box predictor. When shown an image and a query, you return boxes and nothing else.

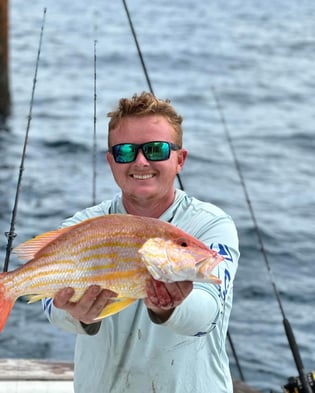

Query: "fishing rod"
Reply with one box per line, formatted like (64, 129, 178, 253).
(121, 0, 184, 191)
(121, 0, 245, 383)
(3, 8, 47, 273)
(92, 38, 97, 205)
(210, 86, 313, 393)
(121, 0, 154, 95)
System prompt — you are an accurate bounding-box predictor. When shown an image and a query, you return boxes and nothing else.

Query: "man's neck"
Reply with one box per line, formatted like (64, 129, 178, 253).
(122, 192, 175, 218)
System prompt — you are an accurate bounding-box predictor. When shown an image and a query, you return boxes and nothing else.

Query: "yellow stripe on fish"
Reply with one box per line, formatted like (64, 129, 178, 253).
(0, 214, 224, 333)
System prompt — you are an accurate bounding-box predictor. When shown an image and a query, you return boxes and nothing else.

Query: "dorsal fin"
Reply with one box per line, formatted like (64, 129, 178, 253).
(13, 226, 74, 261)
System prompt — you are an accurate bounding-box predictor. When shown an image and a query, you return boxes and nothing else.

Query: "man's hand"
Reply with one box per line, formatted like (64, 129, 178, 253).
(144, 278, 193, 322)
(53, 285, 118, 325)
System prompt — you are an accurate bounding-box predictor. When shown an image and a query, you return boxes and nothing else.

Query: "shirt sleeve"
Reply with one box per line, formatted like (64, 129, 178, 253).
(42, 297, 87, 334)
(159, 284, 221, 336)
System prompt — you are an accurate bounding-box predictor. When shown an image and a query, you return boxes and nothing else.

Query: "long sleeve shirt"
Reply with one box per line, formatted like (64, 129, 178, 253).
(43, 189, 239, 393)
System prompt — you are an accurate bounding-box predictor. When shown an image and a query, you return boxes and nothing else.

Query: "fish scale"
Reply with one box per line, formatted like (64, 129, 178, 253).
(0, 214, 223, 332)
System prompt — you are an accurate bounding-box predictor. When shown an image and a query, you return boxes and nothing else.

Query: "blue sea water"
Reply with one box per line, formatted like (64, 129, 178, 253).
(0, 1, 314, 392)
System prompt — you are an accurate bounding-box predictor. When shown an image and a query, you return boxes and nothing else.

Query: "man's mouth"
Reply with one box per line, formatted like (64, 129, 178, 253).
(132, 174, 155, 180)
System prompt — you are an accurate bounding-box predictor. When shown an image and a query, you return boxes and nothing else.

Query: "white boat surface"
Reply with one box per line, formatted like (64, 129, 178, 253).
(0, 358, 73, 393)
(0, 358, 262, 393)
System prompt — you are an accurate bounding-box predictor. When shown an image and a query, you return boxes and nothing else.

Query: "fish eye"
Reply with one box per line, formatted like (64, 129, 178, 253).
(176, 238, 189, 247)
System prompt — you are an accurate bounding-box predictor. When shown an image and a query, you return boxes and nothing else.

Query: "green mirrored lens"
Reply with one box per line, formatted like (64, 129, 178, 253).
(114, 144, 136, 163)
(143, 142, 170, 161)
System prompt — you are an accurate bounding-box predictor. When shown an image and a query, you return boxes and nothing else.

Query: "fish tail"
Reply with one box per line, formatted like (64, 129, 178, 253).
(0, 273, 15, 333)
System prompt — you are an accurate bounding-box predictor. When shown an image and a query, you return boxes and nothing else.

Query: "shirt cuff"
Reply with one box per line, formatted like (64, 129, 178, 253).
(149, 287, 221, 336)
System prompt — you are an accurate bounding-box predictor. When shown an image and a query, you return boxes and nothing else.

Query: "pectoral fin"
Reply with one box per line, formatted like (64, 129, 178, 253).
(94, 297, 136, 320)
(27, 294, 47, 304)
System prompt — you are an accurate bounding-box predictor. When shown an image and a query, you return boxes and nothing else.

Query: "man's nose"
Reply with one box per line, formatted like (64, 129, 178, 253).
(134, 148, 149, 164)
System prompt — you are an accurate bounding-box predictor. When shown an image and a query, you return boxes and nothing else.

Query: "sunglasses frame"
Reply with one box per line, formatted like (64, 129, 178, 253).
(110, 141, 181, 163)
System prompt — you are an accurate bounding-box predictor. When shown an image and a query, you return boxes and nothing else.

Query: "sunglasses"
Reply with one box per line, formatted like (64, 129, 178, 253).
(110, 141, 181, 163)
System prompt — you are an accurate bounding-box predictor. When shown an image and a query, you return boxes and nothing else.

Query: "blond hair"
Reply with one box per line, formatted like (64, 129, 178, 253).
(107, 92, 183, 147)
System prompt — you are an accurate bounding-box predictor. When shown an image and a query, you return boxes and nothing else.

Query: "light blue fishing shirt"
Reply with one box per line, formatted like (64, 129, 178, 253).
(43, 189, 239, 393)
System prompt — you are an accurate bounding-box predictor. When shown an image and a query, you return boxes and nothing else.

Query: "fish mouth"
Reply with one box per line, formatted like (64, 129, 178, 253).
(195, 254, 224, 278)
(194, 257, 212, 271)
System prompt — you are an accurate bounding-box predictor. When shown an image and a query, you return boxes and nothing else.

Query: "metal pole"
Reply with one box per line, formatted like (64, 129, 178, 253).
(0, 0, 10, 120)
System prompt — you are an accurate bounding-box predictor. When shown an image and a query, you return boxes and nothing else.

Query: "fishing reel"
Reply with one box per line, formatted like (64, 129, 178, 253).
(283, 371, 315, 393)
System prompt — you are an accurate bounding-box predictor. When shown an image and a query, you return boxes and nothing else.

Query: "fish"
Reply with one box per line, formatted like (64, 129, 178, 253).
(0, 214, 224, 333)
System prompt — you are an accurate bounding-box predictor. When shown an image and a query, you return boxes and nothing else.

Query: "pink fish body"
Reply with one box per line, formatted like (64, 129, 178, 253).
(0, 214, 223, 332)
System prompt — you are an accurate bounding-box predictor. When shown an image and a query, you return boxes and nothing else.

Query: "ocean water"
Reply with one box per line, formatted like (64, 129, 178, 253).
(0, 1, 315, 392)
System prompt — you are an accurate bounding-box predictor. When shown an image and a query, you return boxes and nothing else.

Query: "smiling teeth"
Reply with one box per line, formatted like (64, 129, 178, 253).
(133, 174, 154, 180)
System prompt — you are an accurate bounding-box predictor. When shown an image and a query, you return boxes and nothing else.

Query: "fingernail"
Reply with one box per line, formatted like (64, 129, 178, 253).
(65, 288, 74, 296)
(90, 285, 101, 295)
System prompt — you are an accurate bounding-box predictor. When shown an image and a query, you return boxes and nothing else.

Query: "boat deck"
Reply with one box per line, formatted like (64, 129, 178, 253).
(0, 359, 73, 393)
(0, 358, 262, 393)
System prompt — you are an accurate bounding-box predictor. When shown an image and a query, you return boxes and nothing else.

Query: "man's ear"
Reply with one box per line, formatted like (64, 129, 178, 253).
(177, 148, 188, 173)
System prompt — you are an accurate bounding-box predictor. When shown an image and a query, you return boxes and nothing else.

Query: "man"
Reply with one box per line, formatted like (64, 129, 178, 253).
(43, 91, 239, 392)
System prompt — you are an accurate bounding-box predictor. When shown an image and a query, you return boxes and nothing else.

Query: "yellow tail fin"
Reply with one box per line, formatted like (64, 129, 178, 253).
(0, 274, 15, 333)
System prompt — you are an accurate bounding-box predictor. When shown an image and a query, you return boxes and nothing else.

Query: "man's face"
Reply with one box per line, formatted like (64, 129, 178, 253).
(106, 115, 187, 207)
